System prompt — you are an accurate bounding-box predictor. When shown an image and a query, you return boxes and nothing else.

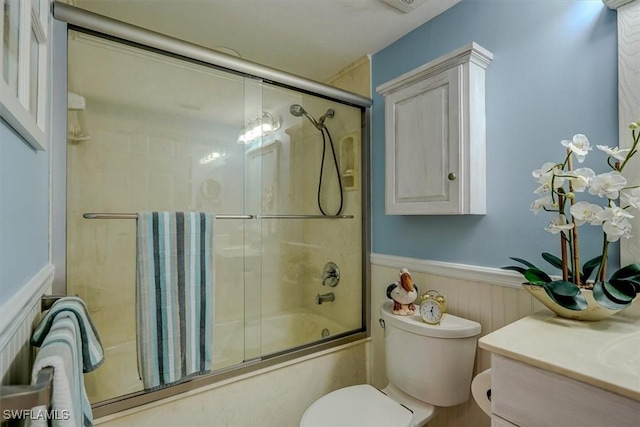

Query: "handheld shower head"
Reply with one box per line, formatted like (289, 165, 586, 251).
(289, 104, 321, 129)
(289, 104, 306, 117)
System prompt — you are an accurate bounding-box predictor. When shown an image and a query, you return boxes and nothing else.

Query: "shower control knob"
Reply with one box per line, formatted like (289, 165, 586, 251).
(448, 172, 457, 181)
(322, 262, 340, 287)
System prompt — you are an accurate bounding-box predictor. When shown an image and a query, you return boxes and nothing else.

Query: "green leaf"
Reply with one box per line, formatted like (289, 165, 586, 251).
(545, 280, 580, 297)
(593, 281, 633, 310)
(581, 256, 603, 283)
(501, 266, 527, 275)
(541, 253, 565, 270)
(508, 257, 538, 269)
(628, 280, 640, 293)
(611, 264, 640, 282)
(524, 268, 552, 285)
(541, 281, 587, 311)
(605, 279, 637, 303)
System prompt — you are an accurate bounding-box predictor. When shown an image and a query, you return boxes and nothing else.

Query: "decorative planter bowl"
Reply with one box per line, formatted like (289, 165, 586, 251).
(522, 283, 623, 321)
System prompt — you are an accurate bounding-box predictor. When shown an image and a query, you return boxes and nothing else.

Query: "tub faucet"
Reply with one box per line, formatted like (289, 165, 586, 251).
(316, 292, 335, 305)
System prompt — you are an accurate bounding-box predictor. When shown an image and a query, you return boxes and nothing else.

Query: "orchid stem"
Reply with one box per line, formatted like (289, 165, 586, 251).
(558, 192, 569, 282)
(566, 152, 580, 286)
(597, 233, 609, 283)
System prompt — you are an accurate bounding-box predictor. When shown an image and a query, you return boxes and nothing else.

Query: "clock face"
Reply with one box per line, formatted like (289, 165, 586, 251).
(420, 300, 443, 324)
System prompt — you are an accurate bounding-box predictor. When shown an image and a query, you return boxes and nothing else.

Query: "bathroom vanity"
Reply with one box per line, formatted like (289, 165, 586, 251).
(479, 304, 640, 427)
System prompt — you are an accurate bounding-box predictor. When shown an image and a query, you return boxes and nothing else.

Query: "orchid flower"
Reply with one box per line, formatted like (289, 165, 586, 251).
(506, 128, 640, 313)
(596, 202, 634, 222)
(545, 214, 574, 234)
(532, 162, 564, 193)
(561, 134, 591, 163)
(621, 187, 640, 209)
(530, 195, 556, 214)
(588, 171, 627, 199)
(596, 145, 632, 162)
(602, 216, 633, 242)
(569, 201, 603, 226)
(596, 202, 633, 242)
(562, 167, 595, 192)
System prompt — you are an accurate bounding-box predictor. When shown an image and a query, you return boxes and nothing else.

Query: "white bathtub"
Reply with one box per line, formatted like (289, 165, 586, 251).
(85, 310, 348, 403)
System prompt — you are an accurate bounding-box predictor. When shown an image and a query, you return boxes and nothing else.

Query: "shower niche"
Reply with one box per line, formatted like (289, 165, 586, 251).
(64, 28, 366, 414)
(339, 131, 360, 191)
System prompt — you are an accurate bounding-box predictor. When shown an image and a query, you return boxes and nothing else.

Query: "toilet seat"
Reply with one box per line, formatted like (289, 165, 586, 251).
(300, 384, 414, 427)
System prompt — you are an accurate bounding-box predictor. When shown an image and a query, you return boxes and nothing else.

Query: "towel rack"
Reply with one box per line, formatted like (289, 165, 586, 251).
(83, 213, 254, 220)
(0, 367, 54, 420)
(83, 213, 354, 220)
(256, 214, 354, 219)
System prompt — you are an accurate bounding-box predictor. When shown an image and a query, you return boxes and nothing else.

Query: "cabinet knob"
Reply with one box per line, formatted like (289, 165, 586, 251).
(448, 172, 457, 181)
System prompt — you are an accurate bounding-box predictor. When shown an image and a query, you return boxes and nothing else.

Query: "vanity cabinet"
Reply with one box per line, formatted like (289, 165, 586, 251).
(376, 43, 492, 215)
(479, 310, 640, 427)
(490, 354, 640, 427)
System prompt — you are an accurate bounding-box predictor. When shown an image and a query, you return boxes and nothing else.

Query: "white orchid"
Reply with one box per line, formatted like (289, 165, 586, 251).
(602, 217, 633, 242)
(530, 195, 556, 214)
(594, 203, 633, 242)
(587, 171, 627, 199)
(569, 201, 603, 226)
(561, 134, 591, 163)
(621, 187, 640, 209)
(545, 214, 574, 234)
(508, 128, 640, 312)
(596, 202, 634, 221)
(532, 162, 564, 193)
(562, 167, 595, 192)
(596, 145, 632, 161)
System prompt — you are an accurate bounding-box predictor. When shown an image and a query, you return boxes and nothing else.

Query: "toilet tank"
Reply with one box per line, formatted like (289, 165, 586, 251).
(380, 301, 481, 407)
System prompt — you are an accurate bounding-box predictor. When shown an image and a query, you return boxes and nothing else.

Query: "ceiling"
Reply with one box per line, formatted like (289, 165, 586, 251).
(70, 0, 460, 83)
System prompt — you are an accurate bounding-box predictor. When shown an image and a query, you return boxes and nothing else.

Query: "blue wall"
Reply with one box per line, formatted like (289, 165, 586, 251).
(0, 121, 50, 303)
(0, 19, 67, 305)
(371, 0, 619, 271)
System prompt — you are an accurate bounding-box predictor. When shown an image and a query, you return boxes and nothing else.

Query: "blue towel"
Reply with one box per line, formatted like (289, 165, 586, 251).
(136, 212, 214, 391)
(32, 296, 104, 373)
(30, 316, 93, 427)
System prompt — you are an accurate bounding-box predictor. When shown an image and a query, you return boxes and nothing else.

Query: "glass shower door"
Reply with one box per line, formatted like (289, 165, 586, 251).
(251, 84, 364, 357)
(66, 30, 261, 403)
(65, 26, 365, 408)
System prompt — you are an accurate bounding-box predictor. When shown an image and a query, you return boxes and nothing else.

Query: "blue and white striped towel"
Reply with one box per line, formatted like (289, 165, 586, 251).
(30, 316, 93, 427)
(32, 296, 104, 373)
(136, 212, 214, 391)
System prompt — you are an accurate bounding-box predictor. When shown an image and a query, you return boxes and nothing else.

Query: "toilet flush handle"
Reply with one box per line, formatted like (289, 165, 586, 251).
(379, 318, 385, 329)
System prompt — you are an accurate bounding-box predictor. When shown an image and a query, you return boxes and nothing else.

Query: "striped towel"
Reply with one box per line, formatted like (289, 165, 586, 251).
(32, 296, 104, 373)
(136, 212, 214, 391)
(30, 316, 93, 427)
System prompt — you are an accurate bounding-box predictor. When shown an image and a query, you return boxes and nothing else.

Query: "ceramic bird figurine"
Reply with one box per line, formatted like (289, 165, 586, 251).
(386, 268, 418, 315)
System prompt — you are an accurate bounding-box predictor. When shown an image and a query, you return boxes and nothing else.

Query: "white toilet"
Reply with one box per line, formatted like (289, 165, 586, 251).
(300, 301, 481, 427)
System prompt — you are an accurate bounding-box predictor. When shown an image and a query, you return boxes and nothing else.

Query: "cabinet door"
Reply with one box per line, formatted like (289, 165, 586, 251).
(384, 66, 461, 215)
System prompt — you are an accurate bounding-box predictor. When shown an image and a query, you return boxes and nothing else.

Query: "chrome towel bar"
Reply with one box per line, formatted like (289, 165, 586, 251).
(83, 213, 254, 220)
(82, 213, 354, 220)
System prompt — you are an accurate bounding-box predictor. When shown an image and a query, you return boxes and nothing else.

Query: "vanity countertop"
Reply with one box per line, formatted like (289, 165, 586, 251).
(479, 302, 640, 402)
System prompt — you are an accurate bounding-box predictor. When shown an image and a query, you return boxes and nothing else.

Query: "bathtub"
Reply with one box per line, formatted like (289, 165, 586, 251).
(85, 310, 348, 403)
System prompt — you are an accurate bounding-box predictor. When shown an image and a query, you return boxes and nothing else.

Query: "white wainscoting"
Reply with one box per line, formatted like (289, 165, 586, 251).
(0, 264, 54, 387)
(370, 253, 546, 427)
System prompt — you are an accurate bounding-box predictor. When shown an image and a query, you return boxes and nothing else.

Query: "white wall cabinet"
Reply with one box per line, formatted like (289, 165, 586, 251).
(377, 43, 492, 215)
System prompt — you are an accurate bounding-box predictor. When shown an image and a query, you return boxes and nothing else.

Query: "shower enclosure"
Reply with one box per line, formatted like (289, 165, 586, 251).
(57, 3, 369, 415)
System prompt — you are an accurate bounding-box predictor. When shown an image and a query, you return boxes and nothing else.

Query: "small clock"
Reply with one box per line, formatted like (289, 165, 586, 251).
(419, 290, 447, 325)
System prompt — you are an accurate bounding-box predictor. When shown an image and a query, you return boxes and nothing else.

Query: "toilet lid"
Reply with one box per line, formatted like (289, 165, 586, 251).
(301, 385, 414, 427)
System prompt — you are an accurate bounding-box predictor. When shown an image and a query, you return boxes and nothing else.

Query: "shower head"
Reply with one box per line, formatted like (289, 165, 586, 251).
(289, 104, 307, 118)
(289, 104, 320, 129)
(289, 104, 334, 130)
